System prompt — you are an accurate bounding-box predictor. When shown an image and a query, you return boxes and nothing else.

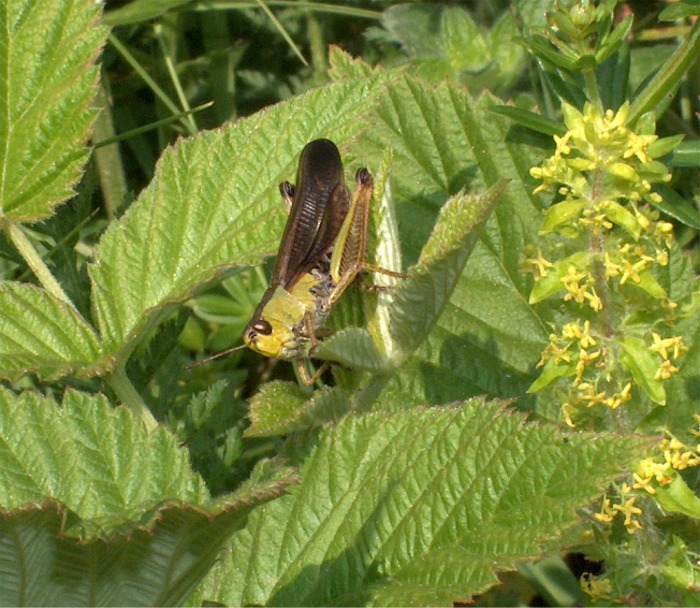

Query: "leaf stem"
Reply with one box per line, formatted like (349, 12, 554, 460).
(306, 10, 327, 85)
(108, 364, 158, 432)
(5, 223, 74, 308)
(589, 170, 613, 339)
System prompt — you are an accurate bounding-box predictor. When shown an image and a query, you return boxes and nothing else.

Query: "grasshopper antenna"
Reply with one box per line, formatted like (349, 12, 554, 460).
(186, 343, 247, 370)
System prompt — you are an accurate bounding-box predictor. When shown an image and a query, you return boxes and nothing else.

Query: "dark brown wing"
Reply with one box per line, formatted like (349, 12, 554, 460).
(270, 139, 350, 289)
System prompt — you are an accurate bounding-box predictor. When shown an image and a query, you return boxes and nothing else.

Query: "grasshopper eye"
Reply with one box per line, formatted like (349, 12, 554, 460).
(252, 320, 273, 335)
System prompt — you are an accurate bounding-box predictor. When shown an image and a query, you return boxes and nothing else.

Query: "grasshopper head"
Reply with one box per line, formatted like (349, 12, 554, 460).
(243, 317, 299, 359)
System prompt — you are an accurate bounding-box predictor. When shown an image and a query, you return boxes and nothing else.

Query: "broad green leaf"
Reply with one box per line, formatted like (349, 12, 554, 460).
(441, 7, 490, 73)
(620, 336, 666, 405)
(0, 388, 295, 606)
(0, 498, 275, 607)
(654, 475, 700, 519)
(0, 0, 106, 221)
(315, 327, 391, 372)
(201, 399, 650, 606)
(88, 75, 391, 359)
(246, 381, 351, 438)
(328, 46, 377, 81)
(381, 4, 444, 59)
(379, 4, 526, 92)
(358, 77, 548, 404)
(0, 283, 103, 380)
(389, 183, 507, 359)
(0, 387, 207, 516)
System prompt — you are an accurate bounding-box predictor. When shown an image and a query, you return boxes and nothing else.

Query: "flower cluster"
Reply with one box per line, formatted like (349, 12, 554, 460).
(633, 434, 700, 496)
(525, 102, 686, 426)
(530, 102, 672, 204)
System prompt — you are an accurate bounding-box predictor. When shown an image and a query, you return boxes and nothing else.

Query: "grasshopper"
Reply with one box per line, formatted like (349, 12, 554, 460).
(243, 139, 403, 384)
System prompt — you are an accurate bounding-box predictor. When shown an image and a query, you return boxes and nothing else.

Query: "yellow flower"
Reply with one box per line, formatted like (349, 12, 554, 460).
(594, 497, 616, 523)
(578, 382, 607, 408)
(619, 258, 642, 284)
(604, 252, 622, 278)
(655, 359, 680, 380)
(584, 286, 603, 311)
(613, 496, 643, 534)
(579, 320, 596, 348)
(603, 383, 632, 410)
(523, 249, 553, 278)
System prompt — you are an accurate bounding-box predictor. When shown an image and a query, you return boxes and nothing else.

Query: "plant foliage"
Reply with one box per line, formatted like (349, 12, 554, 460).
(0, 0, 697, 606)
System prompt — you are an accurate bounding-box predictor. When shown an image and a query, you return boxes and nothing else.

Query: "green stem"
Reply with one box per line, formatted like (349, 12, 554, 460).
(109, 33, 184, 119)
(255, 0, 308, 66)
(6, 223, 74, 308)
(154, 22, 198, 135)
(108, 364, 158, 432)
(307, 9, 327, 85)
(588, 170, 613, 339)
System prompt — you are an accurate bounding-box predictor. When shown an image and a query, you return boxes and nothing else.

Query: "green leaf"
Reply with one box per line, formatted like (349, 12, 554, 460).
(633, 269, 668, 299)
(389, 183, 507, 359)
(0, 388, 208, 514)
(604, 200, 642, 239)
(0, 498, 273, 607)
(357, 78, 548, 404)
(654, 475, 700, 519)
(88, 75, 391, 360)
(0, 0, 107, 221)
(0, 283, 103, 380)
(246, 381, 351, 438)
(441, 7, 490, 73)
(528, 356, 577, 393)
(659, 0, 700, 21)
(201, 399, 650, 606)
(315, 327, 390, 372)
(666, 140, 700, 167)
(596, 14, 633, 64)
(541, 200, 587, 233)
(490, 105, 565, 137)
(518, 556, 586, 607)
(0, 388, 295, 606)
(628, 19, 700, 125)
(381, 4, 444, 59)
(328, 45, 376, 81)
(620, 336, 666, 405)
(530, 252, 591, 305)
(652, 184, 700, 230)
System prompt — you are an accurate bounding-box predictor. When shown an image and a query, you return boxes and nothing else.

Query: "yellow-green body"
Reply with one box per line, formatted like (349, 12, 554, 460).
(244, 268, 333, 359)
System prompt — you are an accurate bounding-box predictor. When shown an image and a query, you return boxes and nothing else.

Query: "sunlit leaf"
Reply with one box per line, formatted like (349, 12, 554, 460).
(202, 399, 649, 606)
(0, 0, 106, 221)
